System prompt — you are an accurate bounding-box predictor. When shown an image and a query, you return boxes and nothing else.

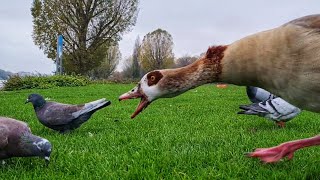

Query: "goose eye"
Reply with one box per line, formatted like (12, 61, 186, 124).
(147, 71, 163, 86)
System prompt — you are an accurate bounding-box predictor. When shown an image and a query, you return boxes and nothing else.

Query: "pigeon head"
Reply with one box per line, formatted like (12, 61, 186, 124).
(21, 134, 52, 164)
(26, 94, 46, 108)
(32, 138, 52, 164)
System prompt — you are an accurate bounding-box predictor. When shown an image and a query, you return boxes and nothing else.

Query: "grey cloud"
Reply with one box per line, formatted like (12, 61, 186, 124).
(2, 0, 320, 73)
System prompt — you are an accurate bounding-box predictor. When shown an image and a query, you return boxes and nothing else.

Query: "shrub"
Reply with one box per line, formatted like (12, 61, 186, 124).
(3, 75, 90, 91)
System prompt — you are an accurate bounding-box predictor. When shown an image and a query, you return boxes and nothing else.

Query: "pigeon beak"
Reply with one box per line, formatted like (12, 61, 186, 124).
(119, 84, 151, 119)
(44, 156, 50, 165)
(25, 99, 30, 104)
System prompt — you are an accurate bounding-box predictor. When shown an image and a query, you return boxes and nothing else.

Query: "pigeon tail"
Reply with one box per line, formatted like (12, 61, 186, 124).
(238, 104, 269, 116)
(72, 98, 111, 118)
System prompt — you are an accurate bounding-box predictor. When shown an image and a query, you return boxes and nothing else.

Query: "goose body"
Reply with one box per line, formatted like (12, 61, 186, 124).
(119, 14, 320, 163)
(220, 15, 320, 112)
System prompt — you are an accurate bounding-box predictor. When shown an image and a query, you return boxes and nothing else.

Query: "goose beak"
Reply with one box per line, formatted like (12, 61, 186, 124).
(119, 85, 151, 119)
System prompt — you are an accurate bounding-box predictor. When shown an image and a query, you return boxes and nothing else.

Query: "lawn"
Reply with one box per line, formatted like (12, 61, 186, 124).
(0, 84, 319, 179)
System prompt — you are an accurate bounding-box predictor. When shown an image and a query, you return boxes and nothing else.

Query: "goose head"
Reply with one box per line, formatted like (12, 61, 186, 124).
(119, 70, 187, 118)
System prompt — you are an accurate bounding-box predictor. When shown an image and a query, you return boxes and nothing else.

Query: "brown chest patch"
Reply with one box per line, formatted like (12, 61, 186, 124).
(205, 45, 228, 81)
(147, 71, 164, 86)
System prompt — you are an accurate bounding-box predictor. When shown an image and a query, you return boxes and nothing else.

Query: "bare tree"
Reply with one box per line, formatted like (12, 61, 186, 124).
(139, 29, 174, 72)
(131, 36, 142, 78)
(122, 36, 142, 79)
(121, 56, 134, 78)
(88, 45, 121, 79)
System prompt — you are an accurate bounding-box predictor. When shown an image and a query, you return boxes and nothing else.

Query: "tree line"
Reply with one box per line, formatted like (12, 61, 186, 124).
(119, 29, 199, 80)
(31, 0, 199, 80)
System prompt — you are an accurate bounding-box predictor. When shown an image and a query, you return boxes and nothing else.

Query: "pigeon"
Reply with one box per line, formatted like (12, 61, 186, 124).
(26, 94, 111, 133)
(238, 86, 301, 127)
(0, 117, 51, 164)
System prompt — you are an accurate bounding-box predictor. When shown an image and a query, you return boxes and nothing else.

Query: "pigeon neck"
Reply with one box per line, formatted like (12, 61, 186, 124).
(20, 134, 43, 157)
(33, 99, 46, 110)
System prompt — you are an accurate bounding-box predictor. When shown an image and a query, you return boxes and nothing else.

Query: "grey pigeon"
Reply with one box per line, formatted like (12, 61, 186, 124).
(238, 86, 301, 127)
(26, 94, 111, 133)
(0, 117, 51, 164)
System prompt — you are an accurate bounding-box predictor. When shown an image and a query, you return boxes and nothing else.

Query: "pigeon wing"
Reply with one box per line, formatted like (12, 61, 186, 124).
(71, 98, 110, 118)
(261, 98, 301, 121)
(38, 102, 83, 126)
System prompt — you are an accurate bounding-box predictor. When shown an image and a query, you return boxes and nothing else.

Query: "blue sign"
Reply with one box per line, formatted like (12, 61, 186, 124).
(56, 35, 64, 74)
(57, 35, 63, 58)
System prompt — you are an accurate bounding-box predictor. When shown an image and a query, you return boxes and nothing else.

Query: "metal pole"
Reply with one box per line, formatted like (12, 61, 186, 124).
(56, 35, 60, 75)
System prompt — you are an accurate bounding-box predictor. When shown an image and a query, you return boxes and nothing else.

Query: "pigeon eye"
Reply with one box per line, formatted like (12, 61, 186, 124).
(150, 76, 156, 81)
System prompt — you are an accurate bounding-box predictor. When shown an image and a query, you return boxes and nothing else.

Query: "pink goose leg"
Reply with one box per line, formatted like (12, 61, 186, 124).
(247, 135, 320, 163)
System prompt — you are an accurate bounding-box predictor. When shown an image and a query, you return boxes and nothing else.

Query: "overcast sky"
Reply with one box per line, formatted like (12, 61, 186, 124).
(1, 1, 320, 74)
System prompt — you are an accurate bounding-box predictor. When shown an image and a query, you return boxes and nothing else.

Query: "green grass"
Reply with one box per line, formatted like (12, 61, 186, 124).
(0, 84, 319, 179)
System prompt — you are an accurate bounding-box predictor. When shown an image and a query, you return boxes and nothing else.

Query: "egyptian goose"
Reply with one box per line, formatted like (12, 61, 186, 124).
(238, 86, 301, 127)
(119, 14, 320, 163)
